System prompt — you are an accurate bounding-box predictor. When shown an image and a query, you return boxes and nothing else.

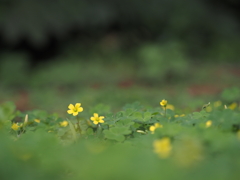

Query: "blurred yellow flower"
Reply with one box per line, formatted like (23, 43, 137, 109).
(34, 119, 40, 123)
(166, 104, 174, 110)
(206, 120, 212, 128)
(228, 102, 238, 110)
(160, 99, 167, 107)
(174, 114, 185, 118)
(206, 106, 212, 112)
(67, 103, 83, 116)
(60, 121, 69, 127)
(214, 101, 222, 108)
(11, 123, 20, 131)
(149, 123, 163, 133)
(90, 113, 105, 125)
(153, 137, 172, 158)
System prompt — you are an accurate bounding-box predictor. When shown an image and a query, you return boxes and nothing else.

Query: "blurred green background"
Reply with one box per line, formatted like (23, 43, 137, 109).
(0, 0, 240, 113)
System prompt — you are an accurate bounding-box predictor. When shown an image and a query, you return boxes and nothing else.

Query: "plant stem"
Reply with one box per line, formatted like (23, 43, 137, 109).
(164, 107, 166, 117)
(96, 124, 102, 137)
(76, 116, 82, 135)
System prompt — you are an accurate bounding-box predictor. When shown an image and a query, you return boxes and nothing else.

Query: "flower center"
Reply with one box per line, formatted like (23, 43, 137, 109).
(73, 107, 78, 112)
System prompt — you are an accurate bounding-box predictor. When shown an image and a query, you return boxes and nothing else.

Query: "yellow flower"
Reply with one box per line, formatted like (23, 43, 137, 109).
(228, 102, 238, 110)
(206, 106, 212, 112)
(11, 123, 20, 131)
(153, 137, 172, 158)
(174, 114, 185, 118)
(67, 103, 83, 116)
(90, 113, 104, 125)
(214, 101, 222, 108)
(206, 120, 212, 128)
(160, 99, 167, 107)
(34, 119, 40, 123)
(60, 121, 69, 127)
(166, 104, 174, 110)
(149, 123, 163, 133)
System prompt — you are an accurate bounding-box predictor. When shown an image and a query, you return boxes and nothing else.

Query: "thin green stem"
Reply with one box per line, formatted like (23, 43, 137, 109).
(96, 124, 102, 137)
(76, 116, 82, 135)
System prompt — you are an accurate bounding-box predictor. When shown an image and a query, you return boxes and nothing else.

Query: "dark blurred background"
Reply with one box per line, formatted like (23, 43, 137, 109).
(1, 0, 240, 64)
(0, 0, 240, 112)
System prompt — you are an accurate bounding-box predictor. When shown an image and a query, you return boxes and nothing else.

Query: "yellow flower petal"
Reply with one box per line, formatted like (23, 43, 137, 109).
(94, 113, 98, 118)
(77, 107, 83, 112)
(68, 104, 74, 110)
(67, 110, 73, 114)
(99, 119, 104, 123)
(73, 112, 78, 116)
(75, 103, 81, 108)
(93, 121, 98, 125)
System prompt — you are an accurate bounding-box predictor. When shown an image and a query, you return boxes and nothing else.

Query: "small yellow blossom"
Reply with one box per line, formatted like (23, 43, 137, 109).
(11, 123, 20, 131)
(153, 137, 172, 158)
(34, 119, 40, 123)
(67, 103, 83, 116)
(174, 114, 185, 118)
(214, 101, 222, 108)
(206, 106, 212, 112)
(150, 123, 163, 133)
(206, 120, 212, 128)
(60, 121, 69, 127)
(160, 99, 168, 107)
(166, 104, 174, 110)
(90, 113, 105, 125)
(228, 102, 238, 110)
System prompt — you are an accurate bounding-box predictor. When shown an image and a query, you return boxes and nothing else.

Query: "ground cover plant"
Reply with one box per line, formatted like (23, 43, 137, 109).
(1, 95, 240, 180)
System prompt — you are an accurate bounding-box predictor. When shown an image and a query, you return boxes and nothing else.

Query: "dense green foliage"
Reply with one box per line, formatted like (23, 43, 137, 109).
(1, 95, 240, 179)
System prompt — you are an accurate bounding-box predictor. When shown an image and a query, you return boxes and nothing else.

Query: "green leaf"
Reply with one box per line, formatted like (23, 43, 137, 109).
(103, 130, 125, 142)
(143, 112, 152, 122)
(192, 112, 202, 119)
(67, 119, 77, 142)
(110, 126, 131, 135)
(132, 112, 143, 121)
(116, 118, 134, 126)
